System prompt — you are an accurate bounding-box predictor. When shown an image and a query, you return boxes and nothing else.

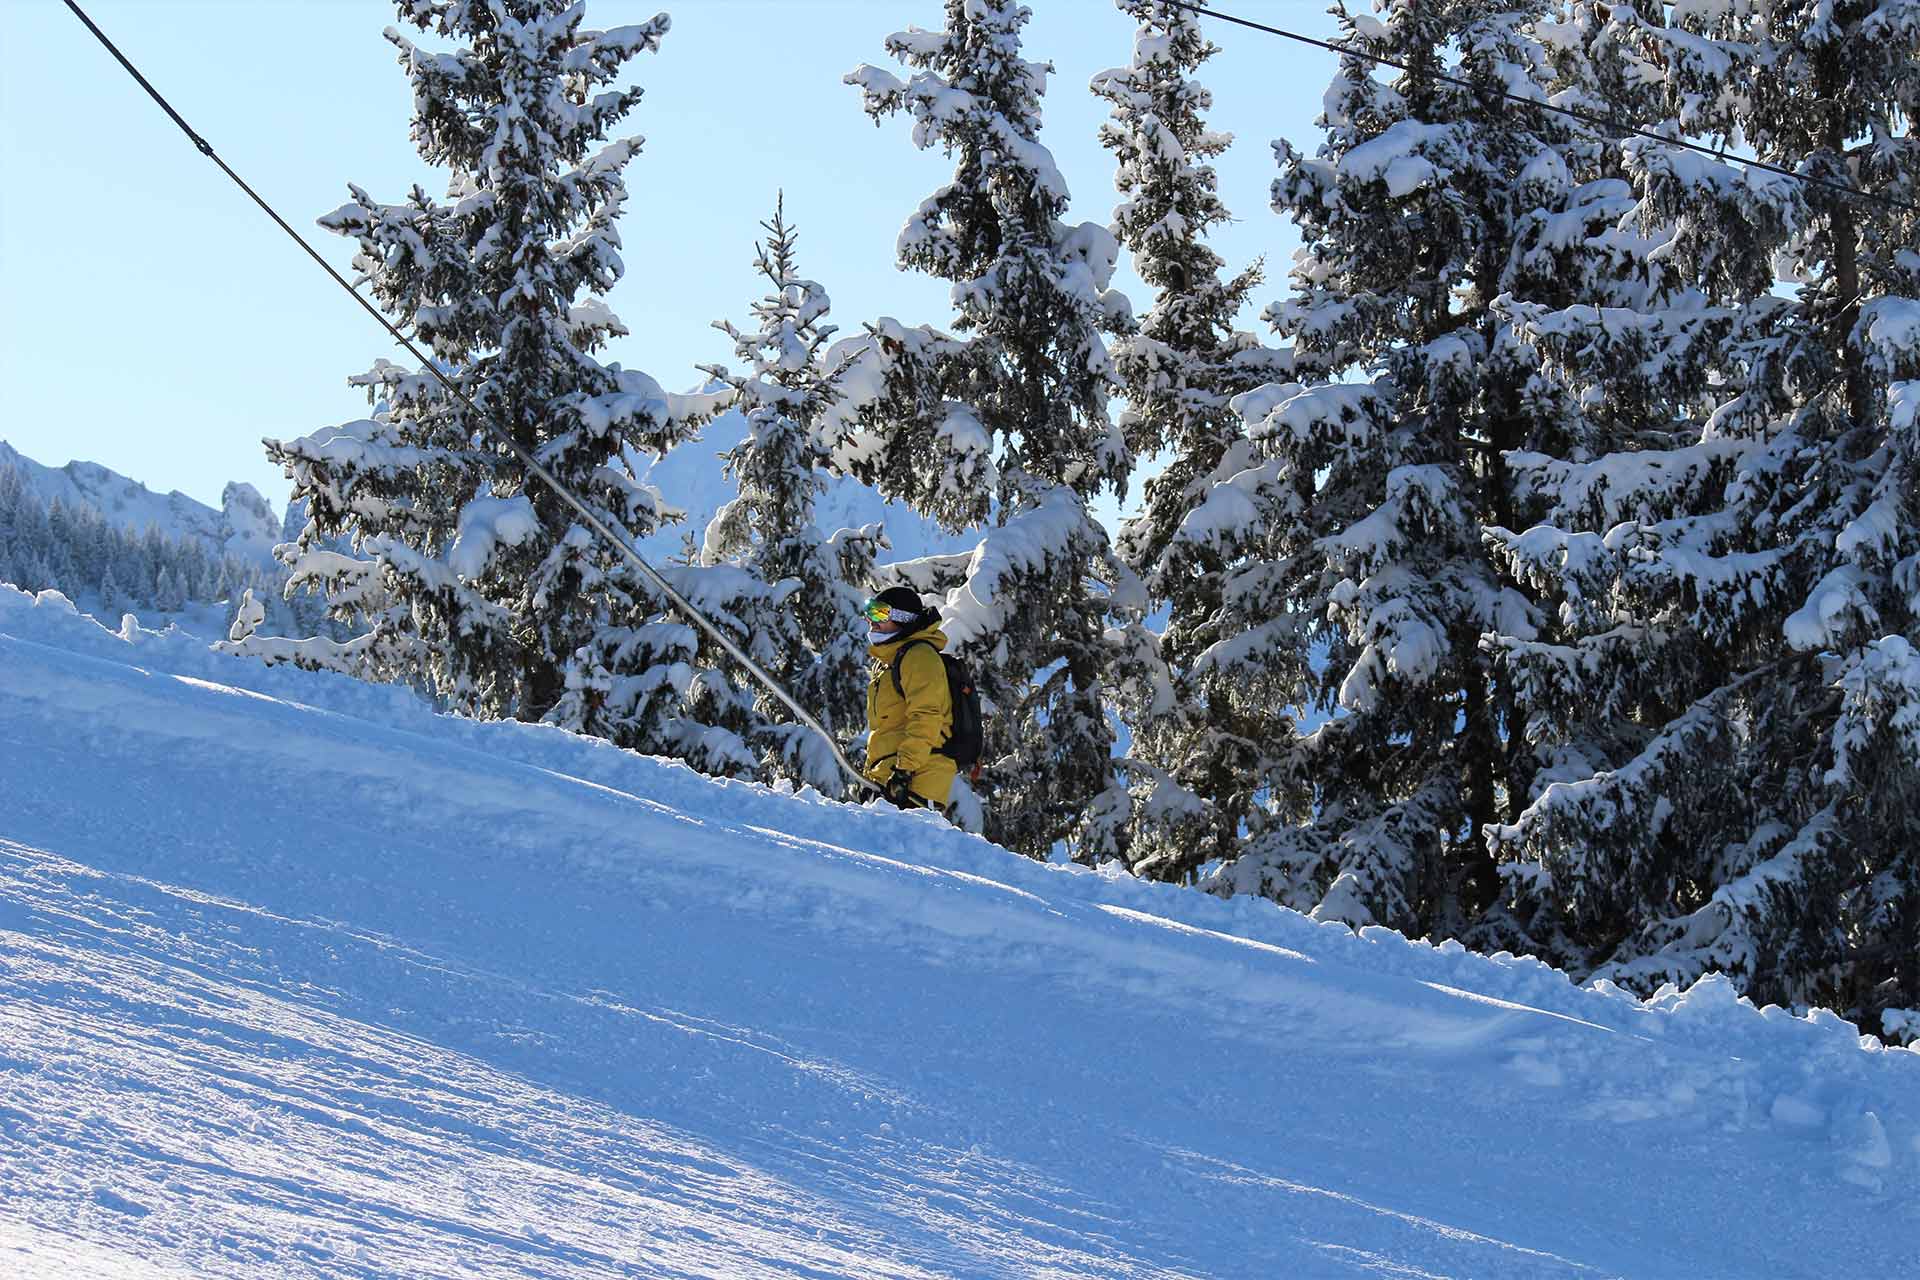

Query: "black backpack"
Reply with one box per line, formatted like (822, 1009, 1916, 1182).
(890, 639, 985, 774)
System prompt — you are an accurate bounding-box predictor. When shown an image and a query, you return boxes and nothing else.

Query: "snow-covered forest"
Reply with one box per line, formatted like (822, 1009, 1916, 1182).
(6, 0, 1917, 1082)
(0, 454, 282, 619)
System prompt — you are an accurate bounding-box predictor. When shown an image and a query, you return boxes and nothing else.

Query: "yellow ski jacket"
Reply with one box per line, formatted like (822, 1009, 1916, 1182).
(865, 626, 956, 806)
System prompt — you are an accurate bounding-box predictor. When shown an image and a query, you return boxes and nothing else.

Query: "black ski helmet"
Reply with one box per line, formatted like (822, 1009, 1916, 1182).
(866, 586, 937, 634)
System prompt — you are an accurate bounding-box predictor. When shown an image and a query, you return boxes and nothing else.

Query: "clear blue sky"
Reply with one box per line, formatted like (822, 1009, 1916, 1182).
(1, 0, 1338, 515)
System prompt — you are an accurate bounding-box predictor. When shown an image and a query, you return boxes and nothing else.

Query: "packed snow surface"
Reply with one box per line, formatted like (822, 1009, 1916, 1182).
(1, 584, 1916, 1278)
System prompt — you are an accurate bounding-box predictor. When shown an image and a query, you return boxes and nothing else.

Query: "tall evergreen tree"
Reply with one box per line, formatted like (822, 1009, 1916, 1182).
(0, 467, 19, 590)
(16, 495, 48, 555)
(847, 0, 1140, 858)
(1479, 0, 1920, 1039)
(699, 197, 879, 795)
(252, 1, 724, 724)
(0, 464, 22, 540)
(1197, 0, 1642, 935)
(1092, 0, 1291, 880)
(0, 465, 20, 591)
(45, 499, 73, 575)
(17, 551, 51, 595)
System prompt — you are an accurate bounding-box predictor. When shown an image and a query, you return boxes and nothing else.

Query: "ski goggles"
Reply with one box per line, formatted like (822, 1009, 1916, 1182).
(862, 597, 919, 625)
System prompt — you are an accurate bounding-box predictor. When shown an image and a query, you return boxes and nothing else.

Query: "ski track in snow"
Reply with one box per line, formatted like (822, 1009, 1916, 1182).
(1, 585, 1916, 1278)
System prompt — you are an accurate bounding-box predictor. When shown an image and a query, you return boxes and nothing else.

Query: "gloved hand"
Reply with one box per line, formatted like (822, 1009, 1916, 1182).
(883, 768, 916, 808)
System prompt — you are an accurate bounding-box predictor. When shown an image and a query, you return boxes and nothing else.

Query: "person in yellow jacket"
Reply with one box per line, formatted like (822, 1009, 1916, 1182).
(861, 586, 956, 810)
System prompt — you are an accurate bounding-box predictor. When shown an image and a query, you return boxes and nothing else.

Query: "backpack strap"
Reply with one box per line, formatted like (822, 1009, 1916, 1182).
(889, 638, 939, 697)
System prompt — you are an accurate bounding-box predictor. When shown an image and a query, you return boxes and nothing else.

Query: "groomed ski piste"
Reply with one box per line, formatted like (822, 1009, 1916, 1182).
(1, 583, 1915, 1279)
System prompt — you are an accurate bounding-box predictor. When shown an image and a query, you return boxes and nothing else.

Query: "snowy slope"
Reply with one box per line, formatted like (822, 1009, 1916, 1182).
(0, 439, 281, 568)
(1, 585, 1916, 1279)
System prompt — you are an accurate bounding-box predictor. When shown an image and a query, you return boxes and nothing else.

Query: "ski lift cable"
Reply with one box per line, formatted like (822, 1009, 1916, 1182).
(60, 0, 883, 800)
(1163, 0, 1920, 217)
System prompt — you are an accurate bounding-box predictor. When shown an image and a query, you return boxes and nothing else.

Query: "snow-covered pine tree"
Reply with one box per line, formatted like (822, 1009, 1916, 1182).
(44, 500, 74, 581)
(1092, 0, 1292, 881)
(15, 501, 58, 593)
(138, 527, 168, 603)
(847, 0, 1140, 859)
(1448, 0, 1795, 963)
(84, 508, 114, 588)
(15, 551, 51, 595)
(0, 467, 25, 590)
(697, 197, 878, 795)
(0, 466, 17, 588)
(49, 500, 86, 584)
(0, 463, 21, 536)
(248, 1, 724, 727)
(1196, 0, 1649, 936)
(1480, 0, 1920, 1040)
(154, 566, 183, 613)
